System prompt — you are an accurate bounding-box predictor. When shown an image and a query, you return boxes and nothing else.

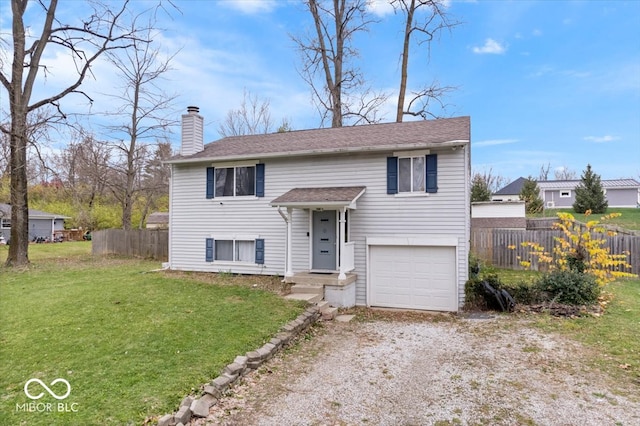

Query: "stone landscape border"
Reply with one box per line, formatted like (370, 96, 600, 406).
(155, 306, 321, 426)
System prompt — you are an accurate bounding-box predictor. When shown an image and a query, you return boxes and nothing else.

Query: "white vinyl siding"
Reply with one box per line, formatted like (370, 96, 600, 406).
(169, 147, 469, 308)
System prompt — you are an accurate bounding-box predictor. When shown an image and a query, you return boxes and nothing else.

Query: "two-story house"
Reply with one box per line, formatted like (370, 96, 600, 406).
(166, 107, 471, 312)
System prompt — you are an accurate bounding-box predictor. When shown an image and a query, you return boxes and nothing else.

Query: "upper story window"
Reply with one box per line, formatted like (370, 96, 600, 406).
(216, 166, 255, 197)
(387, 154, 437, 194)
(206, 163, 265, 199)
(1, 219, 10, 229)
(398, 156, 425, 193)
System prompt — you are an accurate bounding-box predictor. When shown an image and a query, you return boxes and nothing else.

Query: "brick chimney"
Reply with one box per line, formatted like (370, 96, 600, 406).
(181, 106, 204, 156)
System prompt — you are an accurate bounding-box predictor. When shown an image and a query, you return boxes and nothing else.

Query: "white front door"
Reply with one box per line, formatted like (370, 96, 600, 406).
(312, 210, 337, 270)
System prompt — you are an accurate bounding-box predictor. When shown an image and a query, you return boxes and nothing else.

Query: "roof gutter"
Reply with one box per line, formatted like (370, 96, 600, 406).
(165, 139, 470, 165)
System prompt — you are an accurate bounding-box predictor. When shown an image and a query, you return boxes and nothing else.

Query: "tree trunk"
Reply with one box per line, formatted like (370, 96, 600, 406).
(7, 113, 30, 266)
(5, 0, 35, 267)
(331, 0, 344, 127)
(396, 0, 415, 122)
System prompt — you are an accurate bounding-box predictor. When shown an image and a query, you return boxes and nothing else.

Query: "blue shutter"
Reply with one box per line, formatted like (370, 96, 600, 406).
(205, 238, 214, 262)
(426, 154, 438, 193)
(206, 167, 215, 199)
(387, 157, 398, 194)
(255, 163, 265, 197)
(255, 239, 265, 264)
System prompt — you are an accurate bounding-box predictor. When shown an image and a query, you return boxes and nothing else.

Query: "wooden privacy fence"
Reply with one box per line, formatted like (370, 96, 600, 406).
(471, 228, 640, 274)
(92, 229, 168, 261)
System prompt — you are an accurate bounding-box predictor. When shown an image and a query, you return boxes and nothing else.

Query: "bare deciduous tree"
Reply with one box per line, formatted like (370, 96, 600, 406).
(103, 24, 178, 230)
(54, 131, 111, 211)
(292, 0, 387, 127)
(392, 0, 459, 121)
(471, 167, 508, 195)
(538, 162, 551, 181)
(218, 90, 274, 137)
(0, 0, 151, 266)
(137, 141, 172, 228)
(554, 166, 577, 181)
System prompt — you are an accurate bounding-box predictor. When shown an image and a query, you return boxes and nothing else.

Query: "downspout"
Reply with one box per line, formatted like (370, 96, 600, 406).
(277, 207, 294, 279)
(338, 206, 347, 280)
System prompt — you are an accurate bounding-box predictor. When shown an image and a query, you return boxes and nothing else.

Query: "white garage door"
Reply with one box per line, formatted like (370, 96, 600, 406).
(369, 245, 457, 311)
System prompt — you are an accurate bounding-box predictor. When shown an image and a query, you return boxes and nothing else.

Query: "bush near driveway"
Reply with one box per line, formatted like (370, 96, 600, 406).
(0, 252, 303, 425)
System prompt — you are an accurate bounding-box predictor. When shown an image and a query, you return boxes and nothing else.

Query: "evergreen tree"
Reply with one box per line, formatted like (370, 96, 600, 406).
(470, 173, 492, 202)
(519, 177, 543, 214)
(573, 164, 608, 214)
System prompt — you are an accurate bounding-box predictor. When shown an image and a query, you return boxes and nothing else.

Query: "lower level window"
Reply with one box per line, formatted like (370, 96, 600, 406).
(215, 240, 255, 262)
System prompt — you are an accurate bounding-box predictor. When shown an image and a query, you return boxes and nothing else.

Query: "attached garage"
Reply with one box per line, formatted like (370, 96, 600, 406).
(367, 238, 459, 312)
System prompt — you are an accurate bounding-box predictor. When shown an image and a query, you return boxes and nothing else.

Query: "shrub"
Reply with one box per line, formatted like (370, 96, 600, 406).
(535, 270, 600, 305)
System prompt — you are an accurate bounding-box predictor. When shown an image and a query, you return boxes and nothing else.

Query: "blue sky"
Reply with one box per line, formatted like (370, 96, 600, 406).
(2, 0, 639, 183)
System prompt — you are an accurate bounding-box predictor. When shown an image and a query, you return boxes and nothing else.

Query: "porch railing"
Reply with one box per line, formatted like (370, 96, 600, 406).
(340, 241, 356, 279)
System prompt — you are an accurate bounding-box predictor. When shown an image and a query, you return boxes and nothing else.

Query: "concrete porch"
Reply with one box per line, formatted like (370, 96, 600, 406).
(285, 271, 357, 308)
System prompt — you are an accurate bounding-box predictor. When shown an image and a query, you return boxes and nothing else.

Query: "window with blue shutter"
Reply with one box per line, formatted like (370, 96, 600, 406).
(255, 239, 265, 264)
(387, 157, 398, 194)
(255, 163, 265, 197)
(205, 238, 214, 262)
(206, 167, 215, 199)
(426, 154, 438, 193)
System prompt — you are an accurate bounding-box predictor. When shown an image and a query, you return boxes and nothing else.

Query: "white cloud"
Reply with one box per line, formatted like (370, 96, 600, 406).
(221, 0, 279, 14)
(367, 0, 394, 17)
(473, 138, 518, 148)
(472, 38, 506, 55)
(367, 0, 451, 17)
(532, 29, 542, 37)
(583, 135, 620, 143)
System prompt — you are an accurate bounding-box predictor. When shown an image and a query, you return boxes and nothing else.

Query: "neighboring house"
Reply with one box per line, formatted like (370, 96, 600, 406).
(491, 177, 527, 202)
(538, 179, 640, 208)
(0, 203, 69, 243)
(167, 107, 471, 312)
(146, 212, 169, 229)
(493, 177, 640, 208)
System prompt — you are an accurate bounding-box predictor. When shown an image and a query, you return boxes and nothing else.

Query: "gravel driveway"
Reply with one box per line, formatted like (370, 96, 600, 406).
(193, 313, 639, 426)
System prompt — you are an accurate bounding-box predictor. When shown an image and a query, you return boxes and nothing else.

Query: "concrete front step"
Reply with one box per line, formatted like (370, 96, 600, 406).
(290, 283, 324, 296)
(321, 306, 339, 320)
(284, 293, 323, 304)
(316, 301, 339, 320)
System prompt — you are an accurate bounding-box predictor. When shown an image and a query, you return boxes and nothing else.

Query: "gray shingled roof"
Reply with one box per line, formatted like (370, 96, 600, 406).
(147, 212, 169, 224)
(493, 177, 527, 195)
(0, 203, 69, 219)
(271, 187, 366, 206)
(169, 116, 470, 164)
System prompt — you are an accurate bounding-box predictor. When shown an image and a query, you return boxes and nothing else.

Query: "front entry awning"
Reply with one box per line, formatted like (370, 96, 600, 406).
(270, 186, 365, 280)
(270, 186, 366, 209)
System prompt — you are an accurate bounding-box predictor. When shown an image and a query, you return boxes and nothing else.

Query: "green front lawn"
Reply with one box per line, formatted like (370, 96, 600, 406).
(532, 207, 640, 231)
(0, 245, 303, 425)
